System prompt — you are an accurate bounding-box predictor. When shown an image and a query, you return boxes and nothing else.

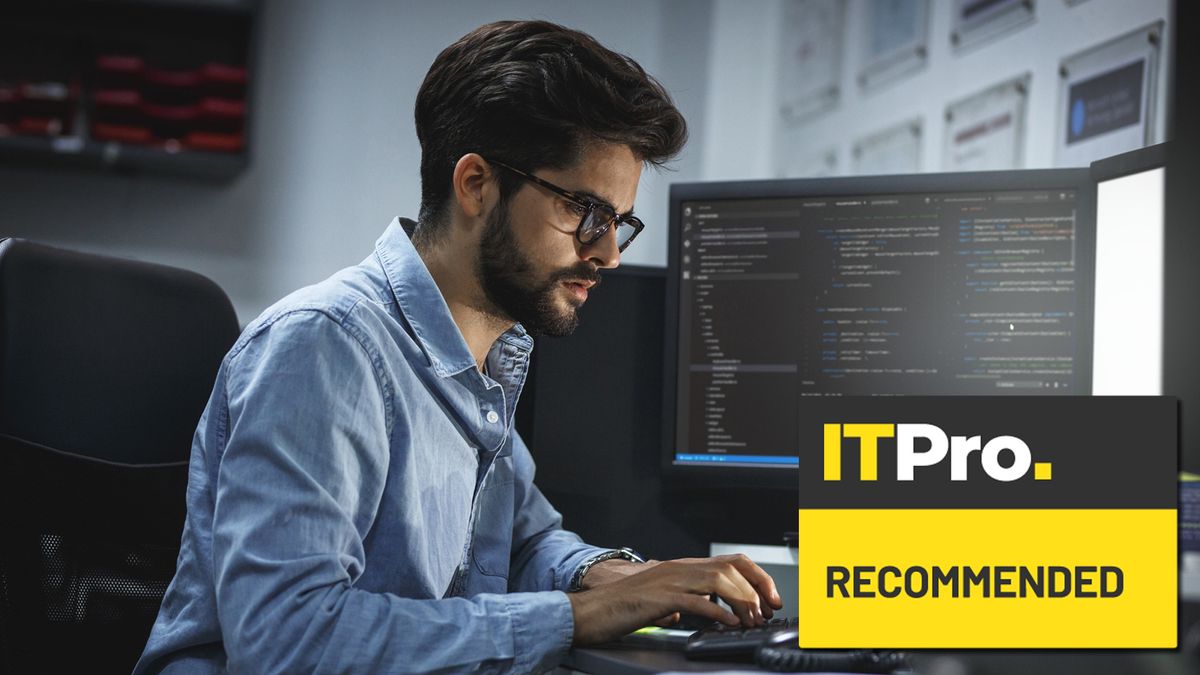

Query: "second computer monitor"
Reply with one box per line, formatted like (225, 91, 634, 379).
(1091, 143, 1166, 396)
(664, 169, 1096, 483)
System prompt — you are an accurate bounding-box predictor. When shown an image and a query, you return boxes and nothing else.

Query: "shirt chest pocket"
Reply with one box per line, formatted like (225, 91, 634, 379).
(470, 454, 514, 579)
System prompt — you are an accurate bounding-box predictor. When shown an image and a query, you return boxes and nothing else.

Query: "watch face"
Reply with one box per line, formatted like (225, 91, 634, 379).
(618, 547, 645, 563)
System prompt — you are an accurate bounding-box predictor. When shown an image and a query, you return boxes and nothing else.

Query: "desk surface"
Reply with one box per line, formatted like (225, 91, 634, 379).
(562, 600, 1200, 674)
(564, 645, 1200, 675)
(564, 645, 760, 674)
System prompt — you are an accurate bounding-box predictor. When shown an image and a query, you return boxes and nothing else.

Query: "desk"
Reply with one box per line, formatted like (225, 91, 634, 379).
(562, 645, 1200, 675)
(562, 645, 761, 674)
(558, 597, 1200, 674)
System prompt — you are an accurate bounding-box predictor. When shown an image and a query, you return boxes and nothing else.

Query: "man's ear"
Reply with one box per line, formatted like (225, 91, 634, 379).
(451, 153, 493, 220)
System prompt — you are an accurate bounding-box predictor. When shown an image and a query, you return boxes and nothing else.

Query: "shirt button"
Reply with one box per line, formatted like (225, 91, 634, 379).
(485, 410, 500, 424)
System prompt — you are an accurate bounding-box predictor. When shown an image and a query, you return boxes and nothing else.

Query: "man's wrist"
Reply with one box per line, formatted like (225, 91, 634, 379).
(577, 559, 643, 590)
(568, 547, 645, 592)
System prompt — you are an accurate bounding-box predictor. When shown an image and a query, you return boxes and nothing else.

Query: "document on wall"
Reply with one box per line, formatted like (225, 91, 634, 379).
(943, 74, 1029, 172)
(951, 0, 1035, 51)
(779, 148, 839, 179)
(1056, 22, 1163, 167)
(854, 119, 922, 176)
(859, 0, 929, 90)
(777, 0, 844, 124)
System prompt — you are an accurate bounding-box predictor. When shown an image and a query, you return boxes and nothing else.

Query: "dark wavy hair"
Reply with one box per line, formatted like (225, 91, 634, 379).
(413, 20, 687, 240)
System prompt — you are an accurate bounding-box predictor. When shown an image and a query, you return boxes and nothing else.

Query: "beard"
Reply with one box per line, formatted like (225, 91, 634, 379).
(476, 201, 600, 337)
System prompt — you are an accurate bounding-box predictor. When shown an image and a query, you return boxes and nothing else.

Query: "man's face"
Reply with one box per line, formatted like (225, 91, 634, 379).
(477, 143, 642, 336)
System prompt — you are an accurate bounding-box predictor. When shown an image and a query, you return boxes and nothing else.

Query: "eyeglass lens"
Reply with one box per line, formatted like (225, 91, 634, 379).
(580, 206, 638, 249)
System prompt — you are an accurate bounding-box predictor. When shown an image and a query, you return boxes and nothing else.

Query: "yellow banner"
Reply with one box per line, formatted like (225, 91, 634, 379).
(797, 509, 1177, 648)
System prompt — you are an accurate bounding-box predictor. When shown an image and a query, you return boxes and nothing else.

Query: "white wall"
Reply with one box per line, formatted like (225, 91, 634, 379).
(704, 0, 1171, 180)
(0, 0, 1170, 321)
(0, 0, 713, 323)
(700, 0, 781, 181)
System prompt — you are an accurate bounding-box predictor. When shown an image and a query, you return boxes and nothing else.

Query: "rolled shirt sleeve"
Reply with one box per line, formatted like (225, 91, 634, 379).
(211, 310, 574, 673)
(506, 431, 618, 594)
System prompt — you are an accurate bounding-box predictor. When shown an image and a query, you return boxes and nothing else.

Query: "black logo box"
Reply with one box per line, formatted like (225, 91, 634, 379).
(1066, 60, 1144, 145)
(797, 396, 1177, 509)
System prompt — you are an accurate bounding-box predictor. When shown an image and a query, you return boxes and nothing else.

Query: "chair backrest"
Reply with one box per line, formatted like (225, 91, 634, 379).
(0, 238, 240, 673)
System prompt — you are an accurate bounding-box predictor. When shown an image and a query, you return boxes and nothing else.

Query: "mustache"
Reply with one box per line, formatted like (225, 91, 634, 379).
(549, 263, 601, 287)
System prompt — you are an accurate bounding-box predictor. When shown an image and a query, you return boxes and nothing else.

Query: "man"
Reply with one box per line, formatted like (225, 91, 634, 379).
(135, 20, 782, 674)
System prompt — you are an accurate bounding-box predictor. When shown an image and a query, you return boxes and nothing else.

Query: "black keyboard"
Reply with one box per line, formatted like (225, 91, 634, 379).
(684, 616, 799, 660)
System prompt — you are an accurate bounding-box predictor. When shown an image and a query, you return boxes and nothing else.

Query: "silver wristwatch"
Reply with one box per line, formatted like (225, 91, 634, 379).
(568, 547, 646, 592)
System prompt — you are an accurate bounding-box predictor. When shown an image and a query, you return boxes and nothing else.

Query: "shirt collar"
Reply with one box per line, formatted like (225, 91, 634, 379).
(375, 218, 532, 378)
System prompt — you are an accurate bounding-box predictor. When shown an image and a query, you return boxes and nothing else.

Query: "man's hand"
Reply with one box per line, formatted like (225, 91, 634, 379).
(566, 554, 784, 646)
(578, 559, 684, 628)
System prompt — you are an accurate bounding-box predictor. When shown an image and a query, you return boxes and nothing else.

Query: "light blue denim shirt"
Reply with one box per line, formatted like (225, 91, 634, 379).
(134, 218, 613, 674)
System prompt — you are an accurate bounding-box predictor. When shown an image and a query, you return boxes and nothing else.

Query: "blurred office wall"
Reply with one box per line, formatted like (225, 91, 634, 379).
(0, 0, 712, 322)
(0, 0, 1167, 322)
(706, 0, 1171, 181)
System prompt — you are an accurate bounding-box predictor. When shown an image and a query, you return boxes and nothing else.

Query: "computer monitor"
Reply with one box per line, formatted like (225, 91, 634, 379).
(663, 169, 1096, 487)
(1090, 143, 1167, 395)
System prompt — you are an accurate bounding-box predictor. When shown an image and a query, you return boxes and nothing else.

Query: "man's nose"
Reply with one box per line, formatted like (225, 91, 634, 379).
(581, 226, 621, 269)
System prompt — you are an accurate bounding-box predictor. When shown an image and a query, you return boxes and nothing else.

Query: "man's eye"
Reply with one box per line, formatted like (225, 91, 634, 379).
(564, 201, 589, 218)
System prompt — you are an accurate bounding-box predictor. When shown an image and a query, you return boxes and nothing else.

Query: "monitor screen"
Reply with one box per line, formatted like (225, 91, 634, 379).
(664, 170, 1095, 483)
(1091, 145, 1166, 395)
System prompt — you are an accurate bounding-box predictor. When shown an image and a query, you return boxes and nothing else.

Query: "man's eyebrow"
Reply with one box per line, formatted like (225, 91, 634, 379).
(571, 188, 635, 217)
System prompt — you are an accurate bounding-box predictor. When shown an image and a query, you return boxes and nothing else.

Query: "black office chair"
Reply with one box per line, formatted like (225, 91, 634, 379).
(0, 238, 240, 673)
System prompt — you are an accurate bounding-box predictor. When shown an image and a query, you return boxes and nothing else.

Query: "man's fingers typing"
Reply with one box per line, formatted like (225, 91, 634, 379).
(673, 593, 739, 626)
(703, 561, 765, 626)
(567, 553, 784, 645)
(721, 553, 784, 611)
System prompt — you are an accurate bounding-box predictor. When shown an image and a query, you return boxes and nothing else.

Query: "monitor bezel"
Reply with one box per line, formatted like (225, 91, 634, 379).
(1090, 142, 1167, 183)
(661, 168, 1097, 489)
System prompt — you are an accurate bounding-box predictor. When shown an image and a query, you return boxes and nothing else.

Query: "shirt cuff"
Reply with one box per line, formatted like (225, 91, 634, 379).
(505, 590, 575, 674)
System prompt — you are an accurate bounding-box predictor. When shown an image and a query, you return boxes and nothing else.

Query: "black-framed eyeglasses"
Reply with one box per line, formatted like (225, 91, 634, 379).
(489, 159, 645, 252)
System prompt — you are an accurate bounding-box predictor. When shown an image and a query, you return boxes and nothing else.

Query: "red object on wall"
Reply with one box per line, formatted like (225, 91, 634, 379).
(91, 122, 153, 144)
(184, 131, 243, 152)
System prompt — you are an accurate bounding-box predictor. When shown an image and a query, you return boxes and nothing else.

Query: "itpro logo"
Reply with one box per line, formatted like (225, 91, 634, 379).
(822, 423, 1053, 482)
